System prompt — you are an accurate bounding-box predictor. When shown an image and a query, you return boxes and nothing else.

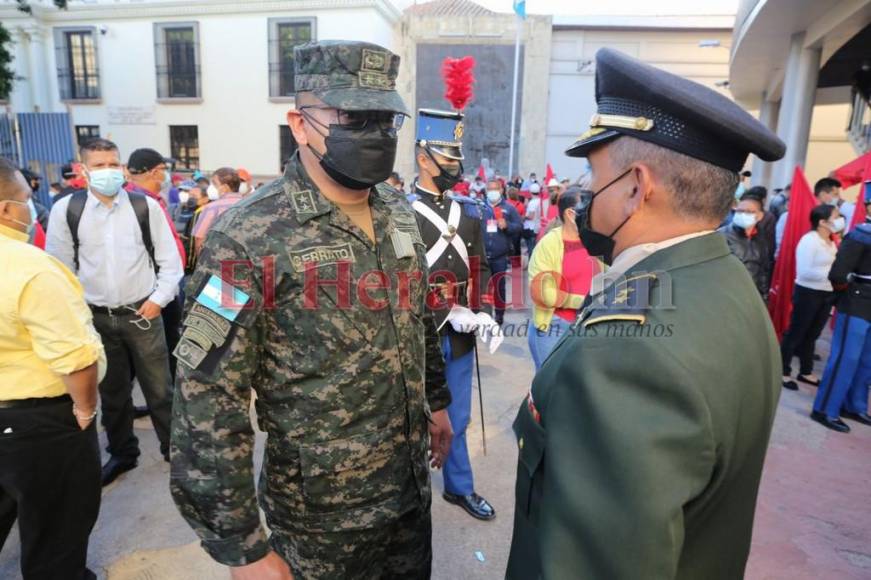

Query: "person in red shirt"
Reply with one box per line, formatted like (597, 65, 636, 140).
(125, 148, 187, 383)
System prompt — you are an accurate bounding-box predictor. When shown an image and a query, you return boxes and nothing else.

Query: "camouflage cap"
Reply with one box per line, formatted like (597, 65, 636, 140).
(294, 40, 408, 115)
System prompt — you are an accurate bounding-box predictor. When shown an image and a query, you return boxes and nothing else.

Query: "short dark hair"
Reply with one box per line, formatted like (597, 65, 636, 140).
(390, 171, 400, 181)
(814, 177, 841, 197)
(0, 157, 25, 201)
(50, 182, 61, 189)
(558, 185, 583, 222)
(80, 138, 119, 161)
(213, 167, 241, 192)
(810, 204, 835, 229)
(737, 196, 763, 212)
(742, 185, 767, 202)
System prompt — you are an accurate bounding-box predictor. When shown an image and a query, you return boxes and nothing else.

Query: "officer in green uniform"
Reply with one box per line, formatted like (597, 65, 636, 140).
(170, 40, 452, 580)
(506, 48, 787, 579)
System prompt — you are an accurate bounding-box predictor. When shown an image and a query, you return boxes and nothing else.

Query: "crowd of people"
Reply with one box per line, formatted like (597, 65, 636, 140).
(0, 38, 869, 580)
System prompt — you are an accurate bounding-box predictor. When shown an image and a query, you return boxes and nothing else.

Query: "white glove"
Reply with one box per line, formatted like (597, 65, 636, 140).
(444, 305, 504, 354)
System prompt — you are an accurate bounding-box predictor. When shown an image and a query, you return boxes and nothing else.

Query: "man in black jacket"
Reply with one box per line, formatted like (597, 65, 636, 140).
(719, 195, 771, 299)
(812, 191, 871, 432)
(482, 179, 522, 325)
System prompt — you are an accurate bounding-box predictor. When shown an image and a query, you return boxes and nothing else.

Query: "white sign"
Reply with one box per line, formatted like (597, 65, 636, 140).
(107, 106, 157, 126)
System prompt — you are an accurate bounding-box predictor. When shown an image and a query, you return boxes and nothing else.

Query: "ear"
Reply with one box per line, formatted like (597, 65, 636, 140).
(626, 162, 655, 213)
(287, 109, 308, 147)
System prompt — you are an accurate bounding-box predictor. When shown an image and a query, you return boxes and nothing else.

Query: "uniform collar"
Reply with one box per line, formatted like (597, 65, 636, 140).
(283, 153, 342, 225)
(415, 184, 444, 199)
(590, 230, 717, 296)
(0, 222, 29, 243)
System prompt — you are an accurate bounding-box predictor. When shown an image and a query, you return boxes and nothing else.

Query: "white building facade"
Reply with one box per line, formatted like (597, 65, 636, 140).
(1, 0, 400, 179)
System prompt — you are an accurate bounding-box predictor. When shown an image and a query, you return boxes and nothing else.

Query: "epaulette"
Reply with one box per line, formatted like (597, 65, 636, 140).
(851, 222, 871, 244)
(577, 273, 658, 328)
(447, 193, 484, 219)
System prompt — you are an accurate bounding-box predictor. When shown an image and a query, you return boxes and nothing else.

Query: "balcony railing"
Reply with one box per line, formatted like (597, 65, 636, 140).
(847, 89, 871, 154)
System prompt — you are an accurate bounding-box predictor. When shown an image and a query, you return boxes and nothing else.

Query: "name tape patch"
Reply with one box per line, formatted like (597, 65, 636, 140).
(289, 243, 356, 272)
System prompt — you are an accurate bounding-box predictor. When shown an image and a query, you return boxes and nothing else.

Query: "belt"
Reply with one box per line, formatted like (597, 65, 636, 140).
(88, 297, 148, 316)
(0, 394, 71, 409)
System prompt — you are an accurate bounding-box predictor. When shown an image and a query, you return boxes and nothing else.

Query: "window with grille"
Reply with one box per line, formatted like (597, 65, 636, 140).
(268, 18, 315, 98)
(75, 125, 100, 146)
(54, 27, 100, 100)
(155, 23, 201, 99)
(279, 125, 298, 172)
(170, 125, 199, 170)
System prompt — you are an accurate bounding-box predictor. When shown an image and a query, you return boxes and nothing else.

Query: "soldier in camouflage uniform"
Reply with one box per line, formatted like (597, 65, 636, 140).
(170, 40, 453, 580)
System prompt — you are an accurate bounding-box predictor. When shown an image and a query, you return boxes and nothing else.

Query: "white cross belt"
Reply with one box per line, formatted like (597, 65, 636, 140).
(412, 199, 470, 271)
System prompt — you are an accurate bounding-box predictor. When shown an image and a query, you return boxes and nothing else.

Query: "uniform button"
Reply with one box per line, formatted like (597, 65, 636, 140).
(448, 255, 453, 260)
(519, 438, 524, 450)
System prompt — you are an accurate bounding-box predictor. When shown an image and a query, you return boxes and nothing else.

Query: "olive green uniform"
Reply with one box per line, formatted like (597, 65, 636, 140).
(507, 234, 781, 579)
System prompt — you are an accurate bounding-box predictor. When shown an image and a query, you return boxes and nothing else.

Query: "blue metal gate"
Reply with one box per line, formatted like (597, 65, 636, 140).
(1, 112, 76, 206)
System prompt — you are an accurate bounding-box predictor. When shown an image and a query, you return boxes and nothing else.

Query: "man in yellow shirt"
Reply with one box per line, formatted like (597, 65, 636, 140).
(0, 158, 105, 580)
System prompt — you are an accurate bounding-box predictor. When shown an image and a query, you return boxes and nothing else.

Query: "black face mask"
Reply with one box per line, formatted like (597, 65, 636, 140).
(425, 148, 464, 193)
(303, 111, 398, 190)
(574, 168, 634, 266)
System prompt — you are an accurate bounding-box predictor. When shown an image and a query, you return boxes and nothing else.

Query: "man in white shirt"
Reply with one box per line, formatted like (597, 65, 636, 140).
(46, 138, 183, 485)
(522, 182, 543, 254)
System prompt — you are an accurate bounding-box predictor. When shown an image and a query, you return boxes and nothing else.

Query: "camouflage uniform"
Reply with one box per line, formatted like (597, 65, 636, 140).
(170, 41, 448, 579)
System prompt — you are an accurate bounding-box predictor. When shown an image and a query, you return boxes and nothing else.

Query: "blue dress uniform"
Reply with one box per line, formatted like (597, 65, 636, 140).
(812, 207, 871, 432)
(412, 109, 495, 519)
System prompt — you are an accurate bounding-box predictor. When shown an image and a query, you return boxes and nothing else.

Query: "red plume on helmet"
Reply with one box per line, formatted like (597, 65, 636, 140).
(442, 56, 476, 111)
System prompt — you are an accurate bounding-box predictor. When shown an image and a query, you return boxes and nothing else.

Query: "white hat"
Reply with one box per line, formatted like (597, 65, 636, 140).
(547, 178, 560, 188)
(529, 183, 541, 194)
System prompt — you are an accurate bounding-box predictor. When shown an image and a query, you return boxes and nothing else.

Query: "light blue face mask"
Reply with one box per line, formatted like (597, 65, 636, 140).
(6, 199, 37, 235)
(87, 168, 125, 196)
(162, 169, 172, 191)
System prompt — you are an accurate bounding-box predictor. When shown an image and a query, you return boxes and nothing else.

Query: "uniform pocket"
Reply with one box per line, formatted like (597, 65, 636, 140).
(299, 427, 409, 532)
(513, 403, 546, 519)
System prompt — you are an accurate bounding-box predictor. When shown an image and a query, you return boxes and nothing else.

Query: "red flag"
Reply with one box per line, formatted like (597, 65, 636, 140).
(477, 164, 486, 180)
(833, 151, 871, 189)
(544, 163, 555, 185)
(768, 166, 817, 339)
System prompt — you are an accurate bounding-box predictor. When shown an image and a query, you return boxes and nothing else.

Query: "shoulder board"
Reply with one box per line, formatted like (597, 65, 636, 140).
(579, 273, 657, 328)
(852, 223, 871, 239)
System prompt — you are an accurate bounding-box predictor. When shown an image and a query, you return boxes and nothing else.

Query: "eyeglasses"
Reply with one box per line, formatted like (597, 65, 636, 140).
(299, 106, 405, 131)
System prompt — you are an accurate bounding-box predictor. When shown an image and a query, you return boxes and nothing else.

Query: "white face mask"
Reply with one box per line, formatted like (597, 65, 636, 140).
(206, 184, 220, 201)
(828, 216, 846, 233)
(486, 189, 502, 204)
(732, 212, 758, 230)
(178, 191, 190, 205)
(239, 182, 250, 195)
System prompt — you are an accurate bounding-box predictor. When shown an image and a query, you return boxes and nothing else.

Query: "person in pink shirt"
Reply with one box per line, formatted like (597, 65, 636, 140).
(192, 167, 244, 255)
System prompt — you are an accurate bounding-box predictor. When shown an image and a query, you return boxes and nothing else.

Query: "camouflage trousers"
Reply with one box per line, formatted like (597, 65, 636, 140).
(271, 505, 432, 580)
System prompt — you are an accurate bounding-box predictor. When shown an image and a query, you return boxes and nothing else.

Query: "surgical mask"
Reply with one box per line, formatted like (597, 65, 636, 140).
(5, 199, 36, 235)
(161, 170, 172, 191)
(826, 198, 839, 207)
(574, 168, 635, 266)
(828, 217, 846, 233)
(303, 110, 398, 190)
(239, 182, 250, 195)
(732, 212, 758, 230)
(87, 168, 125, 196)
(206, 184, 220, 201)
(425, 148, 464, 193)
(178, 191, 190, 205)
(486, 189, 502, 205)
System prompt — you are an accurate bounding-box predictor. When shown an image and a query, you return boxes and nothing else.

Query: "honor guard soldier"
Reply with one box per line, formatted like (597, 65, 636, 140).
(413, 107, 496, 521)
(170, 40, 453, 580)
(812, 186, 871, 432)
(506, 48, 787, 579)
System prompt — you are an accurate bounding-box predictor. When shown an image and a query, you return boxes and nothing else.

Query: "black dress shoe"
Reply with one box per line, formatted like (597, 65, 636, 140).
(101, 457, 138, 486)
(133, 405, 150, 419)
(796, 374, 820, 386)
(810, 411, 851, 433)
(782, 380, 798, 391)
(842, 411, 871, 426)
(443, 492, 496, 521)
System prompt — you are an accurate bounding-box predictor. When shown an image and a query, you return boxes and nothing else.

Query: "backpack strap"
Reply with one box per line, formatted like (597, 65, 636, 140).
(128, 193, 158, 274)
(65, 191, 88, 272)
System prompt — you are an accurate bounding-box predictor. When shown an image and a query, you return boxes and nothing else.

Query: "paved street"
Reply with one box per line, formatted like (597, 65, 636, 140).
(2, 305, 870, 579)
